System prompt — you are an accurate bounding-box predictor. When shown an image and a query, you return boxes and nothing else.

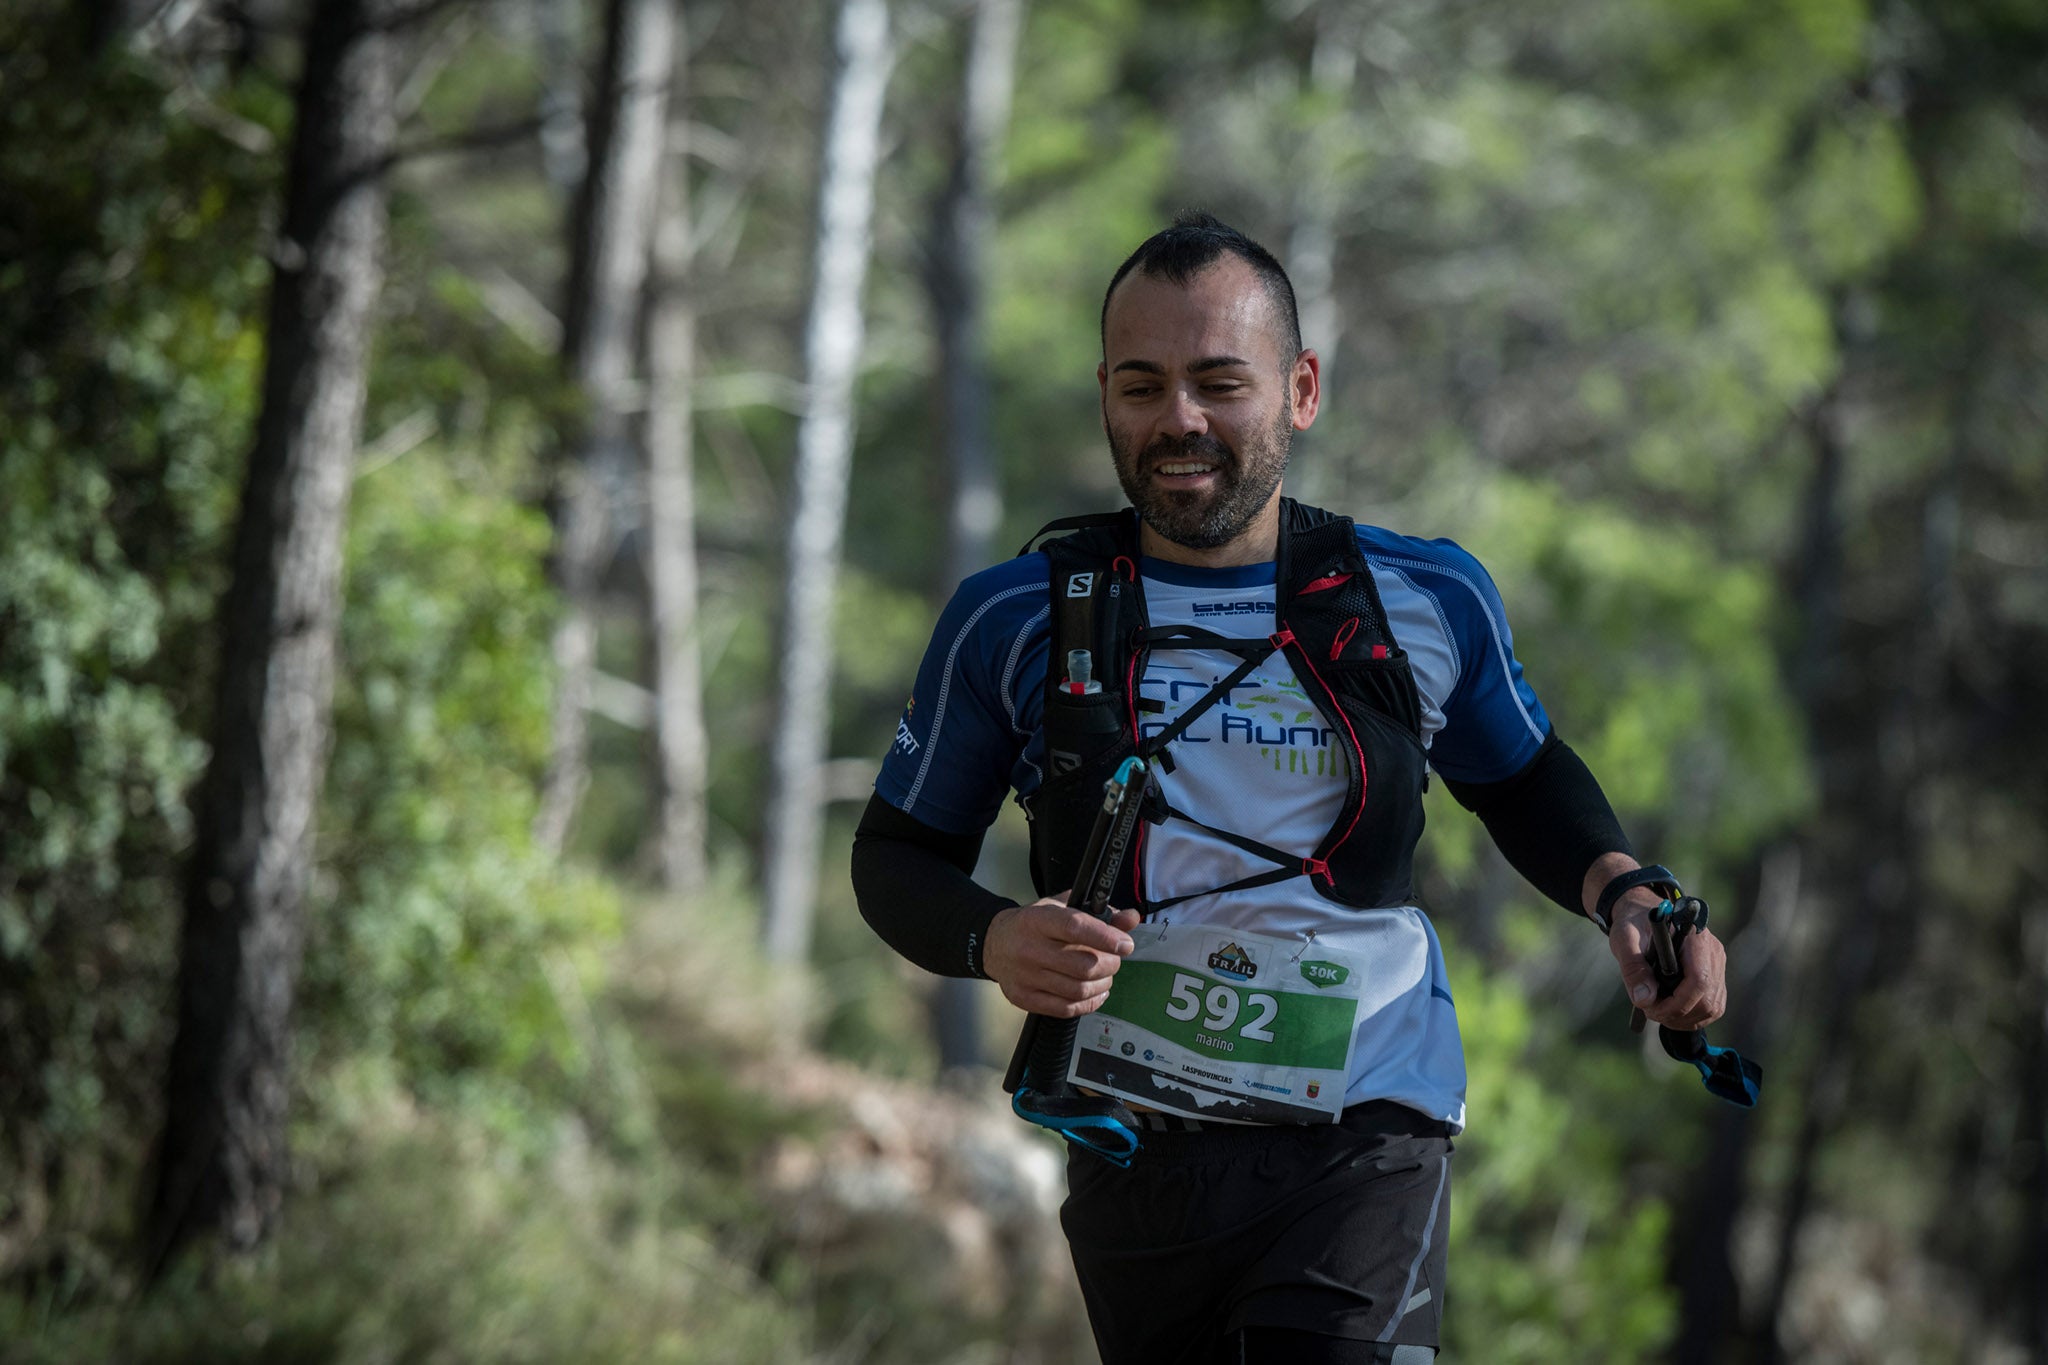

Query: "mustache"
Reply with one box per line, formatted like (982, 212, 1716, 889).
(1141, 433, 1234, 469)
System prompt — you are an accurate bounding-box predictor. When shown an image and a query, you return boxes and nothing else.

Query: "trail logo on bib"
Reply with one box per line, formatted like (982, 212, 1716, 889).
(1207, 941, 1258, 981)
(1307, 1082, 1321, 1099)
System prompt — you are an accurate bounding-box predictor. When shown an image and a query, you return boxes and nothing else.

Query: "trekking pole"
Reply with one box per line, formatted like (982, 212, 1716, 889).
(1628, 896, 1690, 1035)
(1003, 755, 1150, 1164)
(1623, 874, 1764, 1108)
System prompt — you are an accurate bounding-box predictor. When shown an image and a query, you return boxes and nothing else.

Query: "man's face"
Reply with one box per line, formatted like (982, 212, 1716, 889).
(1098, 257, 1317, 553)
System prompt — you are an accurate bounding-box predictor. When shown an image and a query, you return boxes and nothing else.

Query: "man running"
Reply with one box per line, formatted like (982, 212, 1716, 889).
(851, 211, 1729, 1364)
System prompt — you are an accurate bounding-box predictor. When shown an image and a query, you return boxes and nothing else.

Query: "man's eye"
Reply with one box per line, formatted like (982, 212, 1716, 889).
(1122, 385, 1159, 398)
(1204, 382, 1244, 393)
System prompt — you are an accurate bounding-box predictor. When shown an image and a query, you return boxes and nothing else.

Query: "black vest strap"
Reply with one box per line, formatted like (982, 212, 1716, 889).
(1132, 630, 1281, 762)
(1145, 865, 1300, 914)
(1125, 622, 1336, 911)
(1141, 796, 1317, 912)
(1017, 512, 1128, 557)
(1135, 624, 1273, 654)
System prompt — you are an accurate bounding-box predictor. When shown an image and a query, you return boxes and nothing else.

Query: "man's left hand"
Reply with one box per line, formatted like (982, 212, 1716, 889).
(1607, 887, 1728, 1032)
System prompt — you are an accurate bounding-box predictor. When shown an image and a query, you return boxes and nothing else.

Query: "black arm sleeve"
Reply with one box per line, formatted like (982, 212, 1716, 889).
(850, 794, 1018, 980)
(1438, 732, 1632, 916)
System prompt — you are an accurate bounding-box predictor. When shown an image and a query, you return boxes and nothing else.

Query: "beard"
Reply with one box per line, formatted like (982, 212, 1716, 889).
(1108, 406, 1294, 551)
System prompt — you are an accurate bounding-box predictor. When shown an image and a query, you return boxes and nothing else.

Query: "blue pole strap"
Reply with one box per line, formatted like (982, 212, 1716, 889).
(1012, 1088, 1141, 1166)
(1659, 1023, 1763, 1108)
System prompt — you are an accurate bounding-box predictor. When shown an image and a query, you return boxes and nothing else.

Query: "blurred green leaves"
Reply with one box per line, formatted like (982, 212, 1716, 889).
(1448, 933, 1683, 1361)
(309, 456, 624, 1138)
(1457, 473, 1813, 867)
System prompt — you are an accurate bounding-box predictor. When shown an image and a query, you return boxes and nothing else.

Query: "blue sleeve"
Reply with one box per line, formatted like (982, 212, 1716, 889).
(873, 558, 1049, 834)
(1400, 538, 1552, 784)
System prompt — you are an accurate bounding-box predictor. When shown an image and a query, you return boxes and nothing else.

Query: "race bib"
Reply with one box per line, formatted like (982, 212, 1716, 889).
(1067, 923, 1364, 1124)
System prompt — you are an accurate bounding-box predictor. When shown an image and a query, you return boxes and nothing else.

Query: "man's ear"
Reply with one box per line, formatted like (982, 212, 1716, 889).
(1290, 349, 1322, 430)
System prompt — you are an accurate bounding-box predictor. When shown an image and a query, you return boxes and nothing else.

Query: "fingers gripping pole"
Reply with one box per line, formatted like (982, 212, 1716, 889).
(1005, 757, 1150, 1165)
(1617, 871, 1765, 1109)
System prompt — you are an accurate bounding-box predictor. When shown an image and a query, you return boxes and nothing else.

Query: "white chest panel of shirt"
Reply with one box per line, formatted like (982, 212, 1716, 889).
(1135, 570, 1468, 1129)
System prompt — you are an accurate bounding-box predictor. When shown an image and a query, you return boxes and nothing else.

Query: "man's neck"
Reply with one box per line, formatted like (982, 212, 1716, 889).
(1136, 495, 1283, 568)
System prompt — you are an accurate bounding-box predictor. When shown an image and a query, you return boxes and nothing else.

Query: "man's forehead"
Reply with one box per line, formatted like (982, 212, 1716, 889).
(1102, 258, 1285, 366)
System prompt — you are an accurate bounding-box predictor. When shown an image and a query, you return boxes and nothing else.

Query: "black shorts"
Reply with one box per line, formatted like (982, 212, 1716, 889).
(1060, 1100, 1454, 1365)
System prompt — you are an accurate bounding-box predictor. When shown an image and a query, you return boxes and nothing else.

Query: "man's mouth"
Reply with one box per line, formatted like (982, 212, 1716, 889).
(1148, 457, 1225, 487)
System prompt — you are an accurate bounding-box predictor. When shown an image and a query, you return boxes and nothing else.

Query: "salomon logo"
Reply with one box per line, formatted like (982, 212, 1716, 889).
(1066, 573, 1095, 598)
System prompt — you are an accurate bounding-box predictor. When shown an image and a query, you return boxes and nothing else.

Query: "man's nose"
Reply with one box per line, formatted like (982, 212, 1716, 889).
(1161, 384, 1209, 437)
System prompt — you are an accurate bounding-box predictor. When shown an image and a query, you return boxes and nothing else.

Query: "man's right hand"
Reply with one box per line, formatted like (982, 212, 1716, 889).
(986, 893, 1140, 1017)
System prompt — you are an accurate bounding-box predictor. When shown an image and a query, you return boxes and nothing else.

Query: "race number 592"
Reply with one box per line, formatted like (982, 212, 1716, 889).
(1163, 972, 1277, 1043)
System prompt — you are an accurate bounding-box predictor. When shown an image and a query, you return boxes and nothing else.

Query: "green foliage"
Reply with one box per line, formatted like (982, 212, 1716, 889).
(2, 1100, 805, 1365)
(1446, 928, 1682, 1361)
(306, 457, 627, 1141)
(0, 12, 275, 1247)
(1446, 472, 1815, 869)
(7, 0, 2047, 1358)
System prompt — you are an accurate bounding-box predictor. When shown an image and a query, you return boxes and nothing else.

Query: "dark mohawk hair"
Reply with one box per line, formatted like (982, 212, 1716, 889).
(1100, 210, 1303, 360)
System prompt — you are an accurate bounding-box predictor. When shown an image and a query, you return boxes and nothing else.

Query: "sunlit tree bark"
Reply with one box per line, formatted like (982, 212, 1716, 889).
(760, 0, 894, 961)
(143, 0, 399, 1269)
(642, 7, 708, 894)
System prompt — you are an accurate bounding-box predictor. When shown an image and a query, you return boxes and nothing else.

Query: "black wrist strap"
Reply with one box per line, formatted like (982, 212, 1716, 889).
(1592, 863, 1680, 934)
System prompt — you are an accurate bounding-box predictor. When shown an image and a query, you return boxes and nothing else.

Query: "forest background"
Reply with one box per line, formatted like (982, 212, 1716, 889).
(3, 0, 2045, 1361)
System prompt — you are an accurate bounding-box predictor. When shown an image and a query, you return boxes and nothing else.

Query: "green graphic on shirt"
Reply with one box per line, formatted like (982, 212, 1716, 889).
(1168, 671, 1342, 780)
(1259, 746, 1346, 777)
(1233, 684, 1307, 712)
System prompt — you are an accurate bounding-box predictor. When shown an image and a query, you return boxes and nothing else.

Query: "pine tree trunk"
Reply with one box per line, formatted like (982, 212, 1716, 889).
(760, 0, 893, 962)
(142, 0, 398, 1270)
(535, 0, 678, 855)
(924, 0, 1021, 1069)
(643, 7, 709, 894)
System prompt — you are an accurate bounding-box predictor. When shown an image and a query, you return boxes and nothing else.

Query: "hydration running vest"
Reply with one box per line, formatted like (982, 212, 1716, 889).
(1018, 499, 1430, 916)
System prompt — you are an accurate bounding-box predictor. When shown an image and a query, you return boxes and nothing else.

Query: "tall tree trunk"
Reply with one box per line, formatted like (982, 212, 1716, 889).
(1288, 9, 1355, 376)
(643, 6, 709, 894)
(1672, 842, 1799, 1365)
(535, 0, 678, 856)
(142, 0, 399, 1270)
(1758, 310, 1953, 1362)
(923, 0, 1021, 1070)
(760, 0, 893, 962)
(1751, 384, 1860, 1365)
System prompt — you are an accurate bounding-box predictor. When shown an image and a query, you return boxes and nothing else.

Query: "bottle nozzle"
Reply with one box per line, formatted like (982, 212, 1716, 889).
(1065, 648, 1102, 695)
